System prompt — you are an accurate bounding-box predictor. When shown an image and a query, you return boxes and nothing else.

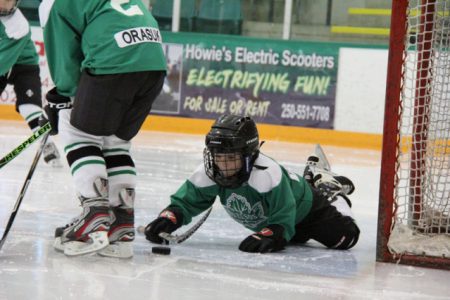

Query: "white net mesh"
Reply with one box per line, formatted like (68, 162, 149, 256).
(387, 0, 450, 258)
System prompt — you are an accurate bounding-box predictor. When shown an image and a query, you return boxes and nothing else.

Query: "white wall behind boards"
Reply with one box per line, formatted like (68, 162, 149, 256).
(335, 48, 388, 134)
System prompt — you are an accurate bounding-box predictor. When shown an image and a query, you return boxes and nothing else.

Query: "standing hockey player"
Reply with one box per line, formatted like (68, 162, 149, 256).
(0, 1, 61, 166)
(145, 114, 359, 253)
(39, 0, 166, 257)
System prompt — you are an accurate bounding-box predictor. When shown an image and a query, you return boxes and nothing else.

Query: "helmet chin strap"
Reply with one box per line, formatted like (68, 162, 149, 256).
(244, 156, 251, 173)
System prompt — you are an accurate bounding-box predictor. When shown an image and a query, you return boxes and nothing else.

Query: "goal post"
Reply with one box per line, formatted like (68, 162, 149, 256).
(377, 0, 450, 269)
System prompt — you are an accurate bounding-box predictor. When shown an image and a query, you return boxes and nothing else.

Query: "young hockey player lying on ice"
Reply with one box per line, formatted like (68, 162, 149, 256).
(145, 114, 359, 253)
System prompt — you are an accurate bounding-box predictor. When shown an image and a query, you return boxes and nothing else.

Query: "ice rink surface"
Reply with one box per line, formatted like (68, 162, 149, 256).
(0, 121, 449, 300)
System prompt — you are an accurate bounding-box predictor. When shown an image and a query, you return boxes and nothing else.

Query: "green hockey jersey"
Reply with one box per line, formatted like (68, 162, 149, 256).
(0, 9, 38, 76)
(168, 153, 314, 241)
(39, 0, 167, 96)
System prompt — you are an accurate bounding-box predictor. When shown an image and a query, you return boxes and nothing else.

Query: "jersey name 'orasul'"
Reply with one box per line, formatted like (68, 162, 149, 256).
(39, 0, 166, 96)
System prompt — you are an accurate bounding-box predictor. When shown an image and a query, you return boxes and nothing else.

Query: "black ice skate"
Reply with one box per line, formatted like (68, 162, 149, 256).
(54, 178, 110, 256)
(98, 188, 135, 258)
(303, 155, 355, 205)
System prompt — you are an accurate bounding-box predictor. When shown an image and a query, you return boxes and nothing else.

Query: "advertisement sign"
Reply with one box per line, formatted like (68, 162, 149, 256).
(1, 29, 340, 129)
(155, 33, 339, 128)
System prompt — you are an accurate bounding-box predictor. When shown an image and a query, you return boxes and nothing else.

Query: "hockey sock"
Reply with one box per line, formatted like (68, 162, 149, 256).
(18, 103, 42, 131)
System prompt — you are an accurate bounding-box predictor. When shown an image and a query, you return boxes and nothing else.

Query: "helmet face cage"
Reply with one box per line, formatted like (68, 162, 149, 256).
(0, 0, 19, 16)
(204, 147, 253, 188)
(203, 115, 260, 188)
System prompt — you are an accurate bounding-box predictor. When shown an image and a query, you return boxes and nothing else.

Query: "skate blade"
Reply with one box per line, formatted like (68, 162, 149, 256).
(63, 231, 109, 256)
(98, 242, 133, 258)
(54, 237, 65, 252)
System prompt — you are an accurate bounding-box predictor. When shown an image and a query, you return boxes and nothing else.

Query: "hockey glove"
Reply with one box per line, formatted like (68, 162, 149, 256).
(239, 224, 287, 253)
(40, 87, 72, 135)
(144, 208, 183, 244)
(0, 74, 7, 93)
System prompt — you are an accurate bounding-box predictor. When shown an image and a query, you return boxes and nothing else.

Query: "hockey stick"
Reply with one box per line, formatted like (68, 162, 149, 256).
(0, 122, 51, 170)
(137, 206, 213, 244)
(0, 134, 49, 251)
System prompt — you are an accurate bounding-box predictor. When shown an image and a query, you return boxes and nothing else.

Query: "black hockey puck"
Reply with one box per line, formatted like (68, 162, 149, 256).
(152, 246, 171, 255)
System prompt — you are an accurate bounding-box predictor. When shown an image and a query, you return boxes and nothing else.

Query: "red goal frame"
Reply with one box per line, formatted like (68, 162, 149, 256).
(376, 0, 450, 270)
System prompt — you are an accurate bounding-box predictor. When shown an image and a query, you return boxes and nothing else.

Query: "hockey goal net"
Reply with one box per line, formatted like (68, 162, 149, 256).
(377, 0, 450, 269)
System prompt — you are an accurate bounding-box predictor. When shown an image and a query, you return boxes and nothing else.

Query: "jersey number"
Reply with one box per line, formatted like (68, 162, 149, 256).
(110, 0, 144, 16)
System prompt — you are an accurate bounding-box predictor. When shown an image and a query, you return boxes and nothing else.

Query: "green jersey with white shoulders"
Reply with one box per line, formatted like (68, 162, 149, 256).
(0, 9, 38, 76)
(39, 0, 166, 96)
(168, 153, 314, 241)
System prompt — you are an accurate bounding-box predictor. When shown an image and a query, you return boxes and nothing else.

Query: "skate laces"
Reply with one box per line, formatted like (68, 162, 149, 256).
(303, 155, 319, 184)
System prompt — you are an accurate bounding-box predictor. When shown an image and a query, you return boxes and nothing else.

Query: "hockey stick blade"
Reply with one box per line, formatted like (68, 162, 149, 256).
(159, 207, 213, 244)
(137, 206, 213, 245)
(0, 122, 51, 170)
(0, 134, 49, 251)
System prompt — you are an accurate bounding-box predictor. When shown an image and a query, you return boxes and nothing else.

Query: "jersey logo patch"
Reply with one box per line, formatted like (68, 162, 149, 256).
(114, 27, 162, 48)
(26, 89, 34, 98)
(223, 193, 267, 229)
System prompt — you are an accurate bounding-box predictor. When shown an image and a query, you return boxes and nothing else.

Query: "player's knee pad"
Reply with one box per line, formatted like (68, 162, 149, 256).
(333, 221, 360, 250)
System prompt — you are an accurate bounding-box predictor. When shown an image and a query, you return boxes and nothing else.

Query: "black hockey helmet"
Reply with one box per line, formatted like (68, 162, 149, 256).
(0, 0, 20, 16)
(204, 114, 260, 188)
